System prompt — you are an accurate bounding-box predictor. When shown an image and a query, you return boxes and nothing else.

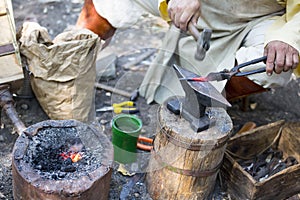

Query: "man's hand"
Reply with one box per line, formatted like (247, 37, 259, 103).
(264, 41, 299, 75)
(167, 0, 201, 31)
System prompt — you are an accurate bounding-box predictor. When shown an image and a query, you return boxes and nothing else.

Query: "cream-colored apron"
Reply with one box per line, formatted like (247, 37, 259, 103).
(139, 0, 288, 104)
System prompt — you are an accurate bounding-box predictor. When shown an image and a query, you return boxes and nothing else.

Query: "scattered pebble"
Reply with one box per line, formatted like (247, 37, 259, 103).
(0, 192, 5, 198)
(250, 102, 257, 110)
(134, 192, 140, 198)
(20, 103, 29, 110)
(43, 7, 48, 13)
(100, 119, 109, 125)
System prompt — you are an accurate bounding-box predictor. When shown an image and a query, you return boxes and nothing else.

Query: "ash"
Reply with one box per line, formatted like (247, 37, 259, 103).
(24, 127, 103, 180)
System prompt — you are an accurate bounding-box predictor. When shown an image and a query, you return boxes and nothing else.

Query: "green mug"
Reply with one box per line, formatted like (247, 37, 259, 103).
(111, 114, 142, 164)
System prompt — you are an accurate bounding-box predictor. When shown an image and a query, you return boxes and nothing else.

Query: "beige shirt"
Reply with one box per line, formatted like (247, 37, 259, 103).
(92, 0, 300, 103)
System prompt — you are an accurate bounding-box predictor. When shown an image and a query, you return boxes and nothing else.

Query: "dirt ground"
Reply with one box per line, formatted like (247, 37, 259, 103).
(0, 0, 300, 199)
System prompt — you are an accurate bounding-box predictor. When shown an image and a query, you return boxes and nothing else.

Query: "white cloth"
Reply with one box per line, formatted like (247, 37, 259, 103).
(92, 0, 160, 28)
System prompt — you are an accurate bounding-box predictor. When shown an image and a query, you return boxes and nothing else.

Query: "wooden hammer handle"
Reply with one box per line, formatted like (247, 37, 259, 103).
(188, 23, 201, 40)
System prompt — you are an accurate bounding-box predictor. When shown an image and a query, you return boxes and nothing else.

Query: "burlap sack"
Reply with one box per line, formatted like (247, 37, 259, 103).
(19, 22, 100, 122)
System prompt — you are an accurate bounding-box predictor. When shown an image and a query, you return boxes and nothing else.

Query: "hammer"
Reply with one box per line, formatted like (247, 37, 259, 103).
(188, 23, 212, 61)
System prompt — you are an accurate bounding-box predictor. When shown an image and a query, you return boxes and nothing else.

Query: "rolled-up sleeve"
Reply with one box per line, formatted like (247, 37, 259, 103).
(92, 0, 170, 29)
(92, 0, 145, 28)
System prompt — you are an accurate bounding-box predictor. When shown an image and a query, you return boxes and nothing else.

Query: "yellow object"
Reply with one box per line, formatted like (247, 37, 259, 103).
(117, 164, 136, 176)
(276, 0, 287, 6)
(96, 101, 138, 114)
(112, 101, 135, 108)
(294, 65, 300, 77)
(112, 101, 137, 114)
(158, 0, 170, 22)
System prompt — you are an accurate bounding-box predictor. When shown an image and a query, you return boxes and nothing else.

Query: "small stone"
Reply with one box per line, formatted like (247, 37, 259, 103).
(250, 102, 257, 110)
(51, 174, 58, 180)
(64, 158, 72, 166)
(61, 165, 76, 172)
(0, 192, 5, 198)
(58, 172, 66, 178)
(0, 135, 4, 142)
(96, 54, 117, 81)
(35, 165, 42, 170)
(43, 7, 48, 13)
(20, 103, 29, 110)
(100, 119, 109, 125)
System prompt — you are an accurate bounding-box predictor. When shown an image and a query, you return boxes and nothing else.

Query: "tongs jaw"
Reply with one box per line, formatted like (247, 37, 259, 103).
(180, 56, 267, 82)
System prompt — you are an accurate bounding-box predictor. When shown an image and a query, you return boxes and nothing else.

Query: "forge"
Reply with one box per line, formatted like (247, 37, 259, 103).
(12, 120, 113, 200)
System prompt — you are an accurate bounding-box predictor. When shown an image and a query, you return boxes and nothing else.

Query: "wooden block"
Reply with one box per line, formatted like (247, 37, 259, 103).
(0, 0, 23, 84)
(0, 54, 23, 84)
(0, 1, 7, 16)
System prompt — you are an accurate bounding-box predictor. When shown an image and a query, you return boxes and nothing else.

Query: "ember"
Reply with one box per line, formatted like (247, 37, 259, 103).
(60, 151, 83, 163)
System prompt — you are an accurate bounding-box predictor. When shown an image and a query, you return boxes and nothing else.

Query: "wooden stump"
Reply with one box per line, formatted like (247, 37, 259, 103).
(146, 105, 232, 200)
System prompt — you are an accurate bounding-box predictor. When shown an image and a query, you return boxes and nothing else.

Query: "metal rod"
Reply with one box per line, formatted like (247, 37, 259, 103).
(95, 82, 131, 98)
(0, 84, 26, 135)
(3, 103, 26, 135)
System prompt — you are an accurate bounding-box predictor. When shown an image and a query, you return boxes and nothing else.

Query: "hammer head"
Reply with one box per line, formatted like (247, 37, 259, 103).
(195, 28, 212, 61)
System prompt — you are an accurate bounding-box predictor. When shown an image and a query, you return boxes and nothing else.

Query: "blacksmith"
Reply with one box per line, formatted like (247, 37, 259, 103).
(76, 0, 300, 104)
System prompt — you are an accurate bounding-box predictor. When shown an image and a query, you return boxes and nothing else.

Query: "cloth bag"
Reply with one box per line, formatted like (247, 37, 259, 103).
(19, 22, 100, 122)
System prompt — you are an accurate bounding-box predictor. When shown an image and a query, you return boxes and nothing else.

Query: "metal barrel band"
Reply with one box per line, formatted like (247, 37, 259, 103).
(153, 152, 222, 177)
(161, 127, 229, 151)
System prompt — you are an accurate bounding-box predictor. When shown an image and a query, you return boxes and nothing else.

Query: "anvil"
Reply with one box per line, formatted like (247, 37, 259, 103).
(167, 65, 231, 132)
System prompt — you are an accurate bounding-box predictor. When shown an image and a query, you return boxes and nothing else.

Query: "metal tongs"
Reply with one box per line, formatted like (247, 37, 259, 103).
(180, 56, 267, 82)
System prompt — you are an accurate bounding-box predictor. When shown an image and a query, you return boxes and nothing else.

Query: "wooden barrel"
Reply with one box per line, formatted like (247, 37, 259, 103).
(146, 104, 232, 200)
